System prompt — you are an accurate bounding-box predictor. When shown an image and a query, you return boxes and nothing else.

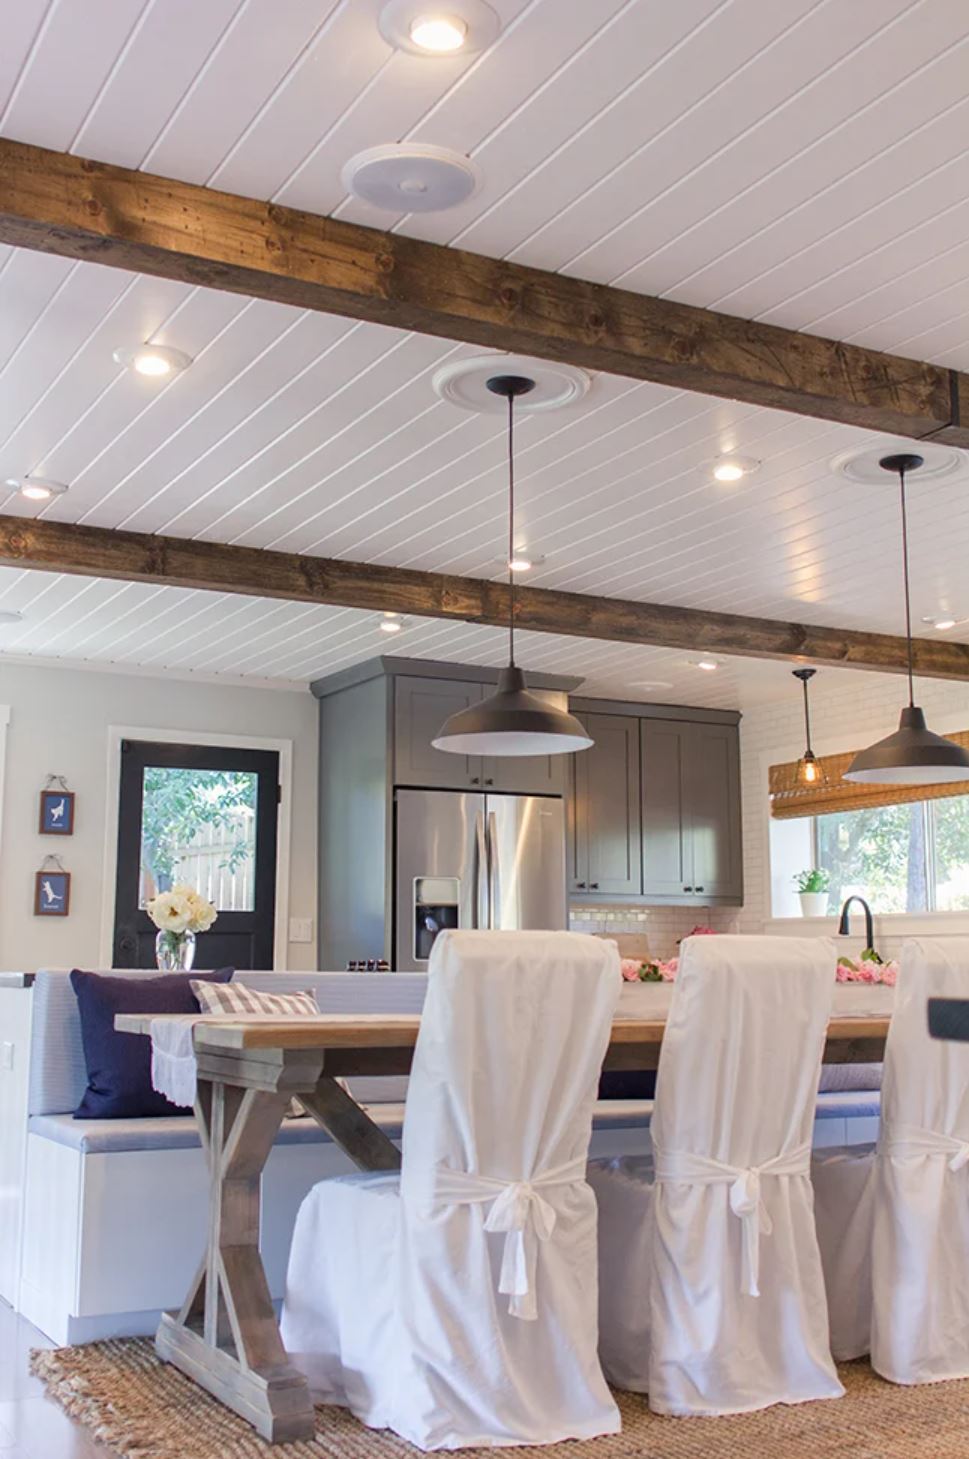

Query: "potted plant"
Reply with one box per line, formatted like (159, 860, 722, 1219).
(793, 868, 831, 918)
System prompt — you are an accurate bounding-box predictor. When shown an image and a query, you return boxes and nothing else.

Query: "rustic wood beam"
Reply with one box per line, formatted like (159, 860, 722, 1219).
(1, 514, 966, 681)
(0, 138, 966, 445)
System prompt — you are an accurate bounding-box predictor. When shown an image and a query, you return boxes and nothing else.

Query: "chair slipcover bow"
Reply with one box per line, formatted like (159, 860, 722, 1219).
(881, 1123, 969, 1171)
(655, 1143, 812, 1298)
(427, 1155, 587, 1320)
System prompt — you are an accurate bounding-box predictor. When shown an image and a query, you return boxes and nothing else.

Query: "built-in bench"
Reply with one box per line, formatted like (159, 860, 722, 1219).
(1, 968, 881, 1344)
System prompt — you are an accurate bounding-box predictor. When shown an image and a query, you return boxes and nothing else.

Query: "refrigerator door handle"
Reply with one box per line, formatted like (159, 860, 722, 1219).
(474, 810, 490, 930)
(487, 809, 500, 931)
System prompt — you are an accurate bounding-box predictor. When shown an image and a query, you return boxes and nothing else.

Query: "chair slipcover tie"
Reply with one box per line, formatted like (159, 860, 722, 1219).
(881, 1123, 969, 1171)
(427, 1155, 588, 1321)
(654, 1143, 812, 1297)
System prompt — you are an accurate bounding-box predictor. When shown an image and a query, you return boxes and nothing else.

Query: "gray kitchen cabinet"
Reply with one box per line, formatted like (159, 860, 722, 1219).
(393, 676, 484, 789)
(640, 719, 691, 897)
(688, 721, 743, 899)
(569, 712, 642, 895)
(641, 718, 743, 901)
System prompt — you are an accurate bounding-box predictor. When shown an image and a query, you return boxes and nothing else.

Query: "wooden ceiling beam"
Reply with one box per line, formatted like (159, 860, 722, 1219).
(1, 514, 967, 681)
(0, 138, 967, 445)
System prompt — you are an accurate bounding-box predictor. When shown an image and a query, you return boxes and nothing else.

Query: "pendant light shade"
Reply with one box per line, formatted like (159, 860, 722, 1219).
(844, 454, 969, 786)
(432, 664, 593, 756)
(433, 375, 594, 758)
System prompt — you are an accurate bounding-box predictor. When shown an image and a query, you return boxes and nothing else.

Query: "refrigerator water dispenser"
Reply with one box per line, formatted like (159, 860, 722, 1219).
(413, 876, 460, 961)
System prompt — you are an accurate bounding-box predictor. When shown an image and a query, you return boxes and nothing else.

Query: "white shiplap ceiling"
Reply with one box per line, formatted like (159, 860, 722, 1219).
(0, 0, 968, 710)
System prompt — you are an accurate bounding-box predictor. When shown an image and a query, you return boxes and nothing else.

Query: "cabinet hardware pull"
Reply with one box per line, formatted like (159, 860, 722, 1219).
(695, 886, 704, 893)
(684, 885, 693, 892)
(470, 777, 480, 784)
(577, 881, 587, 889)
(485, 778, 494, 785)
(590, 882, 600, 890)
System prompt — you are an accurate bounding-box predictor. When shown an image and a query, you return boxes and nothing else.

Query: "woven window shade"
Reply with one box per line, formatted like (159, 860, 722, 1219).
(769, 731, 969, 819)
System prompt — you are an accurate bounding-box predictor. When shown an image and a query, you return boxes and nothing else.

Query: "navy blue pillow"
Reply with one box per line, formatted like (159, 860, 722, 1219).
(71, 968, 234, 1119)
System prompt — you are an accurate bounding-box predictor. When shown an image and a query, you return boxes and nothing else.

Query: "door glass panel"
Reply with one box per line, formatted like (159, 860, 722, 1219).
(139, 766, 258, 910)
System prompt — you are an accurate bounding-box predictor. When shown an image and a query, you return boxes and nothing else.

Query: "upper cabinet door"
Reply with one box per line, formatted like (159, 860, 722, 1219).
(641, 720, 693, 897)
(483, 690, 567, 795)
(686, 723, 743, 901)
(394, 677, 484, 789)
(570, 713, 642, 895)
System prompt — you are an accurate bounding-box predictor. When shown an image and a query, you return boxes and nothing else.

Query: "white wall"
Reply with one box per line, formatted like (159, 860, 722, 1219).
(0, 661, 319, 972)
(735, 670, 969, 954)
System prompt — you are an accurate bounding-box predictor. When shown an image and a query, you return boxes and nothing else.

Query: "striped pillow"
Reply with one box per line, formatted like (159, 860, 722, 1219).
(189, 981, 320, 1016)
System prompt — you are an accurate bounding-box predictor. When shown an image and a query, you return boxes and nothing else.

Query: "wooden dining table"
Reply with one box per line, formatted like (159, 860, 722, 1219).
(116, 1008, 890, 1443)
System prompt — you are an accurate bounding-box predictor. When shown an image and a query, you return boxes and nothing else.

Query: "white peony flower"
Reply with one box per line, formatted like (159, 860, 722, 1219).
(170, 884, 218, 934)
(147, 889, 193, 934)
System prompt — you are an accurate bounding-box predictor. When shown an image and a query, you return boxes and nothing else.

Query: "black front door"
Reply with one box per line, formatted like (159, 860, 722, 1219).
(113, 739, 280, 969)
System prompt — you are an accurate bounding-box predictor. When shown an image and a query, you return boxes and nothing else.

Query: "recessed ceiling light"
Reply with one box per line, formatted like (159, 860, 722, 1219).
(0, 609, 23, 624)
(630, 680, 674, 692)
(379, 612, 404, 634)
(410, 13, 467, 50)
(711, 454, 760, 483)
(936, 618, 958, 631)
(5, 476, 69, 502)
(379, 0, 498, 56)
(921, 615, 961, 630)
(694, 659, 719, 672)
(113, 343, 192, 378)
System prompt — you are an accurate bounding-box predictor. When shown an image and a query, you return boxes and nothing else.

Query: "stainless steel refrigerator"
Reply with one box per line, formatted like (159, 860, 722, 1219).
(394, 788, 567, 971)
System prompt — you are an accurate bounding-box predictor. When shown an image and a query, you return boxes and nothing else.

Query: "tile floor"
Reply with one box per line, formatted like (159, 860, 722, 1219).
(0, 1301, 116, 1458)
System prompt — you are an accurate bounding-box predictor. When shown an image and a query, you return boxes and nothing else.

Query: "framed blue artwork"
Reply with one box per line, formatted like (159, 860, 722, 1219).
(39, 789, 74, 835)
(35, 870, 71, 917)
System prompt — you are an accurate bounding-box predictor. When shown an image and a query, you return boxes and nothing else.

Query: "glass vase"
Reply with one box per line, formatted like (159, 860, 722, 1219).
(155, 928, 197, 973)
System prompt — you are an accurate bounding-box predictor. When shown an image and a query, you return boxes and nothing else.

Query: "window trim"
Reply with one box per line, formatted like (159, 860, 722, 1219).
(99, 725, 293, 969)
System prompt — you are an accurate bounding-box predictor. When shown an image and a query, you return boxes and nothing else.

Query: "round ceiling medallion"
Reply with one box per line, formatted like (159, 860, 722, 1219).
(378, 0, 499, 56)
(432, 354, 592, 413)
(831, 441, 969, 486)
(342, 144, 479, 213)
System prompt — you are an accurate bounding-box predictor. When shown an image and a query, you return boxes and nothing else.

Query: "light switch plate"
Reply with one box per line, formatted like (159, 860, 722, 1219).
(288, 917, 314, 944)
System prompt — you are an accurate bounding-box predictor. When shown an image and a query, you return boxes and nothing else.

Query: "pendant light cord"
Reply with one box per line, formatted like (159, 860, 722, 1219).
(507, 392, 516, 669)
(802, 674, 813, 753)
(899, 465, 915, 707)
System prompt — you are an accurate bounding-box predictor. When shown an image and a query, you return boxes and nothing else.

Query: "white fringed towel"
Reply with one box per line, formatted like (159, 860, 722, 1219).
(150, 1015, 200, 1108)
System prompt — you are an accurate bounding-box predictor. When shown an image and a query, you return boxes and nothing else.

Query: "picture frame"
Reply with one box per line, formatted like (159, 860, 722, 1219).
(34, 869, 71, 917)
(39, 788, 75, 836)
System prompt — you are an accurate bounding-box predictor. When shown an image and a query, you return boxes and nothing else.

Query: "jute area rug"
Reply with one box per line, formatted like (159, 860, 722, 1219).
(30, 1339, 969, 1459)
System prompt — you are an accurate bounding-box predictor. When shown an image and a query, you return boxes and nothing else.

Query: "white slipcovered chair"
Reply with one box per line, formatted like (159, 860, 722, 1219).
(814, 937, 969, 1383)
(591, 934, 843, 1415)
(280, 929, 622, 1450)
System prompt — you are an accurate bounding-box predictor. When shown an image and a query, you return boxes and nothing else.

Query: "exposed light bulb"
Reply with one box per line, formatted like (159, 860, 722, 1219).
(799, 757, 818, 785)
(409, 13, 467, 50)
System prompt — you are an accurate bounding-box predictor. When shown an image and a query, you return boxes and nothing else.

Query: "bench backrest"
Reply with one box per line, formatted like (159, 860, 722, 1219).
(28, 969, 428, 1115)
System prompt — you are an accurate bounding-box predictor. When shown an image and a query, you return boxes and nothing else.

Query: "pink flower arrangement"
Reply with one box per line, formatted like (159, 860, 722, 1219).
(621, 956, 678, 983)
(836, 956, 898, 987)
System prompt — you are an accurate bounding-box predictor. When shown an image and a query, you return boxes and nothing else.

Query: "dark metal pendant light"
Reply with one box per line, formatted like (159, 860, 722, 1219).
(792, 667, 826, 788)
(844, 453, 969, 785)
(432, 374, 593, 757)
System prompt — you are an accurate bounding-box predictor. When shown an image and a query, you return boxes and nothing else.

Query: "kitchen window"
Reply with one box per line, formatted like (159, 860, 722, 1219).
(810, 796, 969, 915)
(768, 734, 969, 917)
